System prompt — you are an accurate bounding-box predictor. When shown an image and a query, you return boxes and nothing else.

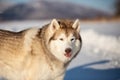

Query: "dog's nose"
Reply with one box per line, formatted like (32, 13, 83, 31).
(65, 48, 72, 53)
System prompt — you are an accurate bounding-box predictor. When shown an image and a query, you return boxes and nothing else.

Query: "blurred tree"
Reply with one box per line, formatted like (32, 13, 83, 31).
(115, 0, 120, 16)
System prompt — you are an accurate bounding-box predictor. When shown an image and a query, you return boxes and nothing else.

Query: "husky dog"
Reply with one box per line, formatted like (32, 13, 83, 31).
(0, 19, 82, 80)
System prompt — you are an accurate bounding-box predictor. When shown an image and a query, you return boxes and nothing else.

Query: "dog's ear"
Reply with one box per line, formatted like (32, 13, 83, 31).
(72, 19, 80, 32)
(49, 19, 60, 32)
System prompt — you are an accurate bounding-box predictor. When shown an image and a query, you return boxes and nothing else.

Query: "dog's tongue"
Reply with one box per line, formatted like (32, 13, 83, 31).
(64, 53, 71, 58)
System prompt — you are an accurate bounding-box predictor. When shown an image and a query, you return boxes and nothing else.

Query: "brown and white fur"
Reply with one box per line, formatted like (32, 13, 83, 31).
(0, 19, 82, 80)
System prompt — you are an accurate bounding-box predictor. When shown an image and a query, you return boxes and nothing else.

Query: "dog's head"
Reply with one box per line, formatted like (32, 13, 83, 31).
(47, 19, 82, 63)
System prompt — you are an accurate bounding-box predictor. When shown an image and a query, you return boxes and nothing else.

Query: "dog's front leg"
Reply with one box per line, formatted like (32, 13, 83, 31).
(54, 75, 64, 80)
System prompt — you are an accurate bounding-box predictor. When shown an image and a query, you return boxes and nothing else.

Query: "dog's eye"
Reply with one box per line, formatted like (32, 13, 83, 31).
(71, 38, 75, 42)
(59, 38, 63, 41)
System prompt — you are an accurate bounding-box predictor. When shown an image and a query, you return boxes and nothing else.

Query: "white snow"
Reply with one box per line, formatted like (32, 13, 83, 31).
(0, 20, 120, 80)
(81, 29, 120, 60)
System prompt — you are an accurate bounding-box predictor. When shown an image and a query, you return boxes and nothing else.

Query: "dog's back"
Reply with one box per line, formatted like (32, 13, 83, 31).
(0, 30, 24, 52)
(0, 28, 41, 80)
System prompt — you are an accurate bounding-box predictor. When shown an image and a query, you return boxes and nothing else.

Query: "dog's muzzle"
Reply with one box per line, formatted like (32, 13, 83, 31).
(64, 48, 72, 58)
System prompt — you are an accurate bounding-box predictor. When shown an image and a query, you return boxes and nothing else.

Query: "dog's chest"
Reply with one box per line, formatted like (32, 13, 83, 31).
(38, 64, 65, 80)
(22, 59, 65, 80)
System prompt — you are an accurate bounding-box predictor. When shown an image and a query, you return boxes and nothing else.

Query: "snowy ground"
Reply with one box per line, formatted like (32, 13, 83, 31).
(0, 20, 120, 80)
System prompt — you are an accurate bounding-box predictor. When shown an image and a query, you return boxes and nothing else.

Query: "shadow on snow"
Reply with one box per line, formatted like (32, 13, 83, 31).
(64, 60, 120, 80)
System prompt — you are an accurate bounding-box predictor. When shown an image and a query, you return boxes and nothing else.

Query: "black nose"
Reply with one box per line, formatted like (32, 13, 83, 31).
(65, 48, 72, 53)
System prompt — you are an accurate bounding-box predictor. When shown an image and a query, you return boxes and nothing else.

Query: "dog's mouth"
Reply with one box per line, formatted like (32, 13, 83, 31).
(64, 52, 72, 58)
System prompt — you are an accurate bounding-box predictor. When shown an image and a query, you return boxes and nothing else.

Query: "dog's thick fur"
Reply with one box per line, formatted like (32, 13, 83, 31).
(0, 19, 82, 80)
